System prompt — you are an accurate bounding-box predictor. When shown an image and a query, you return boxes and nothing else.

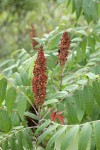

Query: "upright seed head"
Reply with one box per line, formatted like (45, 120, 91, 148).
(32, 46, 48, 107)
(58, 32, 70, 66)
(30, 25, 38, 50)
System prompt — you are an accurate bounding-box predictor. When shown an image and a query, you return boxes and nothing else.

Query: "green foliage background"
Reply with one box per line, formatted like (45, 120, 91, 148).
(0, 0, 72, 59)
(0, 0, 100, 150)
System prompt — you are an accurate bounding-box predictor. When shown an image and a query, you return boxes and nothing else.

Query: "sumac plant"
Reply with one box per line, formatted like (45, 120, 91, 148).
(0, 0, 100, 150)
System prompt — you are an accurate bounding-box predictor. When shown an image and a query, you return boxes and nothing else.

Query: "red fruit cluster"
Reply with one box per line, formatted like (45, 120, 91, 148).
(58, 32, 70, 66)
(30, 25, 38, 50)
(32, 46, 48, 107)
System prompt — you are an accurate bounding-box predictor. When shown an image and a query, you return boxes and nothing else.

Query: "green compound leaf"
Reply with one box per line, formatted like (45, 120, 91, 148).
(78, 123, 92, 150)
(61, 125, 79, 150)
(37, 124, 58, 145)
(0, 78, 7, 106)
(46, 126, 67, 150)
(5, 87, 17, 115)
(94, 121, 100, 150)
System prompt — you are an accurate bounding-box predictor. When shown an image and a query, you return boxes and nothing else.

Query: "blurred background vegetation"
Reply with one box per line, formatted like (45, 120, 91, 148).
(0, 0, 74, 60)
(0, 0, 100, 60)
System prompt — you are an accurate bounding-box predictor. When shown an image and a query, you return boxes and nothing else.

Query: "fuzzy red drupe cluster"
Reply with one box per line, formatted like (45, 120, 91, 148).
(31, 31, 70, 124)
(30, 25, 38, 50)
(32, 46, 48, 107)
(58, 32, 70, 66)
